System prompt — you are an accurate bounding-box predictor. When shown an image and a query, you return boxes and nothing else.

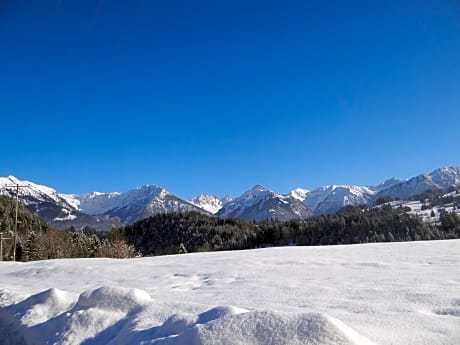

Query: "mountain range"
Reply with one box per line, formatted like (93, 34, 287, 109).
(0, 166, 459, 229)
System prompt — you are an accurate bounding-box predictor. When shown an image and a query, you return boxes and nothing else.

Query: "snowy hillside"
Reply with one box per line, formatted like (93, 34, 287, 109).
(1, 240, 459, 345)
(376, 190, 460, 224)
(217, 185, 312, 221)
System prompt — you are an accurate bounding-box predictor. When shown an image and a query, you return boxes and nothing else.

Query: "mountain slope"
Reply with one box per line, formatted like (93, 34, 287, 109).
(0, 177, 207, 229)
(1, 166, 459, 228)
(0, 176, 77, 217)
(294, 167, 460, 215)
(74, 185, 210, 224)
(0, 176, 117, 230)
(373, 167, 460, 201)
(217, 185, 312, 221)
(302, 185, 375, 215)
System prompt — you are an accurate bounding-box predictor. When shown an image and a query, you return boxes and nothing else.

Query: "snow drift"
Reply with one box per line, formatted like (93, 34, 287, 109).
(0, 286, 376, 345)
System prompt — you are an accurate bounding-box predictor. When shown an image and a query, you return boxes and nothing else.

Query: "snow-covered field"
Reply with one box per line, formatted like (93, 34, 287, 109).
(1, 240, 459, 345)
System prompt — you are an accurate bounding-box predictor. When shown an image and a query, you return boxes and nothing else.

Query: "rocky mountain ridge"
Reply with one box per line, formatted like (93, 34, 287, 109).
(0, 166, 459, 228)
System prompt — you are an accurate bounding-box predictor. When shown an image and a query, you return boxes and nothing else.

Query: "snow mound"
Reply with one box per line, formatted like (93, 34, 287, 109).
(155, 310, 377, 345)
(76, 286, 152, 312)
(0, 286, 152, 345)
(155, 305, 249, 339)
(9, 288, 76, 326)
(197, 305, 248, 323)
(0, 285, 377, 345)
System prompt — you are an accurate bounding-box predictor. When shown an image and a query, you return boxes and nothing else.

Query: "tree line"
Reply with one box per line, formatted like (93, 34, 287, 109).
(1, 195, 460, 261)
(0, 196, 137, 261)
(124, 205, 460, 256)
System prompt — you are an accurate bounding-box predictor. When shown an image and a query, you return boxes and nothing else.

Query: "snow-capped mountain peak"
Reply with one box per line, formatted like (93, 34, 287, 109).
(303, 185, 375, 215)
(0, 177, 208, 228)
(217, 185, 312, 221)
(373, 178, 402, 192)
(250, 184, 268, 192)
(239, 184, 272, 200)
(188, 194, 224, 214)
(0, 175, 101, 228)
(221, 195, 233, 204)
(429, 166, 460, 186)
(76, 184, 175, 216)
(72, 183, 209, 224)
(373, 166, 460, 201)
(1, 175, 20, 185)
(0, 175, 72, 208)
(290, 188, 310, 201)
(1, 165, 459, 228)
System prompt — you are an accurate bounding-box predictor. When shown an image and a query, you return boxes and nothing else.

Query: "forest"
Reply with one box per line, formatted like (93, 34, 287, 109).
(124, 205, 460, 256)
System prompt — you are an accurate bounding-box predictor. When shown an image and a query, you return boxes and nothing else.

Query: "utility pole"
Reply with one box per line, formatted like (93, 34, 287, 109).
(4, 177, 29, 261)
(0, 232, 12, 261)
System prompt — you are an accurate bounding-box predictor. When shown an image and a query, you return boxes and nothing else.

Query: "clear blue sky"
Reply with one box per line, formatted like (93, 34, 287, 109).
(1, 1, 459, 198)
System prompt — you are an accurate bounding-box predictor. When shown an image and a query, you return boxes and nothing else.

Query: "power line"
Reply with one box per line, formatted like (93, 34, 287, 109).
(3, 178, 29, 261)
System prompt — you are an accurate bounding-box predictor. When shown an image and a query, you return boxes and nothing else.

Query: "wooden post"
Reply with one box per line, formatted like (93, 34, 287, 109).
(4, 178, 29, 261)
(0, 232, 3, 261)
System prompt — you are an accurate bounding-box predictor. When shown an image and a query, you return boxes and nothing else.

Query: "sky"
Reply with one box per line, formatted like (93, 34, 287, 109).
(1, 0, 459, 199)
